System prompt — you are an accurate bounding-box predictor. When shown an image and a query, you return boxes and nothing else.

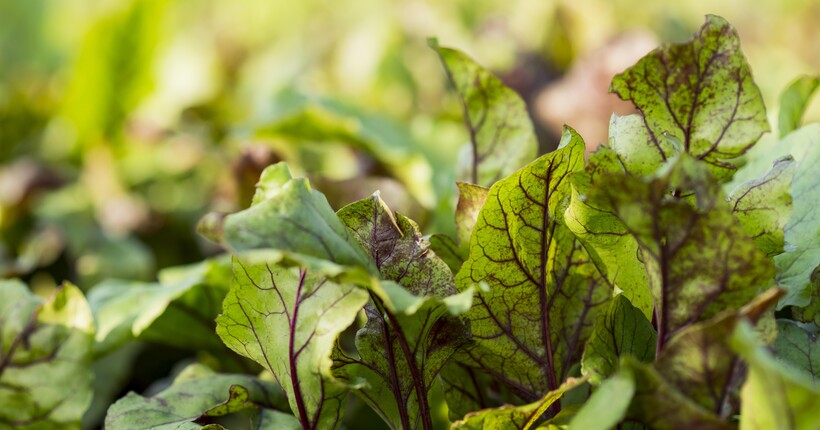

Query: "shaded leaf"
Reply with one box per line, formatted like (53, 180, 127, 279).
(778, 75, 819, 137)
(333, 194, 470, 430)
(582, 154, 775, 345)
(0, 280, 94, 430)
(428, 233, 465, 274)
(216, 252, 369, 430)
(731, 321, 820, 430)
(581, 294, 656, 384)
(455, 128, 610, 401)
(439, 361, 497, 422)
(431, 40, 538, 187)
(565, 145, 653, 317)
(450, 377, 586, 430)
(610, 15, 769, 180)
(727, 156, 795, 257)
(773, 319, 819, 387)
(104, 363, 288, 430)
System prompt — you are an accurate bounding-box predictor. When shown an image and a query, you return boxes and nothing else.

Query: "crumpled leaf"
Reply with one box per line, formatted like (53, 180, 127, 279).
(88, 256, 232, 354)
(201, 162, 375, 272)
(565, 145, 653, 317)
(431, 40, 538, 187)
(773, 319, 819, 387)
(104, 363, 288, 430)
(727, 156, 795, 257)
(610, 15, 769, 180)
(450, 377, 586, 430)
(455, 128, 610, 402)
(0, 280, 94, 430)
(778, 75, 819, 138)
(216, 252, 369, 430)
(332, 194, 471, 430)
(582, 154, 775, 345)
(731, 321, 820, 430)
(581, 294, 656, 384)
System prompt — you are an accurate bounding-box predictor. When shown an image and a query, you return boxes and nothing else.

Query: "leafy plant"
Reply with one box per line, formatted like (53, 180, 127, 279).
(1, 14, 818, 430)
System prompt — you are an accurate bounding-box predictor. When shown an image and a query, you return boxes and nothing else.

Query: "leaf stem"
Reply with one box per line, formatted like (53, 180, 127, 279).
(289, 269, 313, 430)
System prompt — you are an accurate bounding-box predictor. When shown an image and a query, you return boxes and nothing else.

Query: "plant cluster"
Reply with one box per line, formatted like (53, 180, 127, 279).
(1, 15, 818, 430)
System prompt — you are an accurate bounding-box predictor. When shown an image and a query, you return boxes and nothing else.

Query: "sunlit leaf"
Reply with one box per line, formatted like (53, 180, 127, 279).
(610, 15, 769, 180)
(778, 75, 819, 137)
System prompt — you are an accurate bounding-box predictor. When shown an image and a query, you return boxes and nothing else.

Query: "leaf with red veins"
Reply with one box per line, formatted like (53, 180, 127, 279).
(455, 127, 610, 403)
(610, 15, 769, 181)
(216, 253, 369, 430)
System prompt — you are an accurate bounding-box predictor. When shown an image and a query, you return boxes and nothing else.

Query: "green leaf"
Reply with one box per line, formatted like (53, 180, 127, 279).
(333, 194, 470, 430)
(204, 163, 375, 272)
(652, 288, 781, 416)
(773, 319, 818, 387)
(431, 40, 538, 187)
(568, 369, 636, 430)
(731, 321, 820, 430)
(428, 233, 465, 274)
(88, 257, 232, 354)
(778, 75, 819, 137)
(610, 15, 769, 180)
(439, 361, 497, 422)
(456, 182, 490, 247)
(450, 377, 586, 430)
(0, 280, 94, 430)
(104, 363, 288, 430)
(455, 127, 610, 401)
(216, 252, 369, 430)
(621, 358, 733, 430)
(581, 294, 656, 384)
(727, 156, 795, 257)
(774, 133, 820, 308)
(582, 154, 775, 345)
(565, 146, 653, 317)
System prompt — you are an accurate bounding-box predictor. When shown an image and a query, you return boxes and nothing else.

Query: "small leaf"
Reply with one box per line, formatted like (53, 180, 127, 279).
(773, 319, 819, 387)
(211, 163, 375, 271)
(727, 156, 795, 257)
(610, 15, 769, 180)
(455, 127, 610, 401)
(731, 321, 820, 430)
(431, 40, 538, 187)
(581, 294, 657, 384)
(104, 364, 288, 429)
(778, 75, 819, 137)
(216, 252, 369, 430)
(456, 182, 490, 246)
(450, 377, 586, 430)
(568, 369, 636, 430)
(0, 280, 94, 430)
(428, 233, 465, 274)
(439, 361, 497, 421)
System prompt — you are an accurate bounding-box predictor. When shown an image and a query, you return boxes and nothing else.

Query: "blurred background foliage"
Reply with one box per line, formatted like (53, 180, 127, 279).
(0, 1, 817, 427)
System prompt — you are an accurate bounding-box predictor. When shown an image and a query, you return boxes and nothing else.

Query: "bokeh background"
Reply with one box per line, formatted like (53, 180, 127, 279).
(0, 1, 817, 427)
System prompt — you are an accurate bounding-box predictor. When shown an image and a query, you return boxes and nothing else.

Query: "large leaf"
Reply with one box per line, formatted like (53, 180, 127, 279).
(333, 194, 470, 430)
(88, 256, 232, 354)
(610, 15, 769, 180)
(727, 156, 795, 257)
(439, 361, 497, 422)
(431, 41, 538, 187)
(582, 155, 775, 346)
(201, 163, 375, 272)
(731, 321, 820, 430)
(104, 363, 289, 430)
(216, 252, 368, 430)
(778, 75, 819, 138)
(450, 377, 586, 430)
(455, 128, 610, 402)
(773, 319, 819, 387)
(581, 294, 656, 384)
(652, 288, 781, 417)
(565, 146, 653, 317)
(0, 280, 94, 430)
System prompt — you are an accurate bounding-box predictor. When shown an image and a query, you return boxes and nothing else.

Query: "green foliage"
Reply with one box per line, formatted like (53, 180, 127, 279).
(1, 13, 819, 430)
